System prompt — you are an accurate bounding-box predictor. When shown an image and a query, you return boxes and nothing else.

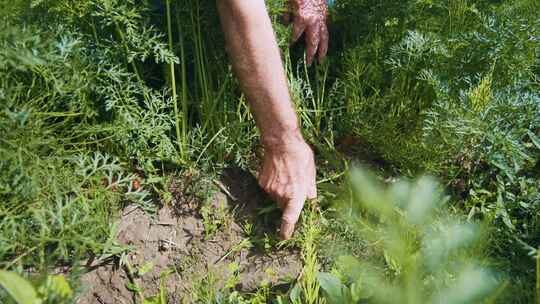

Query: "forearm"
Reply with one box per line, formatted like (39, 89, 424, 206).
(217, 0, 302, 147)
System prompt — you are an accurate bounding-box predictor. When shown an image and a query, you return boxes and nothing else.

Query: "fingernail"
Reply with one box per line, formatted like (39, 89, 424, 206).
(280, 221, 295, 240)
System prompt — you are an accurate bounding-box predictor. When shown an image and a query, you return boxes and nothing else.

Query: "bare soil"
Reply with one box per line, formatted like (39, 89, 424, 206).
(77, 168, 302, 303)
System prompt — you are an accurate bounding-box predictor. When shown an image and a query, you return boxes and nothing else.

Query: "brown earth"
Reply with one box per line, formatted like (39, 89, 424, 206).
(77, 168, 302, 303)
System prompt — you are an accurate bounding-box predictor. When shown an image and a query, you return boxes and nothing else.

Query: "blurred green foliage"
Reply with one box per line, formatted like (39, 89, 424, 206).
(324, 167, 497, 303)
(0, 270, 73, 304)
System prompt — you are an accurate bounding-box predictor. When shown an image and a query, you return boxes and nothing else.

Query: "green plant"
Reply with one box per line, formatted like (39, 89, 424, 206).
(321, 167, 498, 303)
(122, 256, 170, 304)
(165, 0, 187, 161)
(200, 199, 231, 239)
(0, 270, 73, 304)
(289, 206, 323, 304)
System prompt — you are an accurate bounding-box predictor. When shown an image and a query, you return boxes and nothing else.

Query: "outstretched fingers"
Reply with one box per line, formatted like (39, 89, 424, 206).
(318, 23, 329, 63)
(288, 0, 329, 64)
(291, 20, 306, 45)
(305, 24, 321, 65)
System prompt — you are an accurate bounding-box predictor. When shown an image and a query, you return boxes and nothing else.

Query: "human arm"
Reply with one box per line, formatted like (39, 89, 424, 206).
(216, 0, 317, 239)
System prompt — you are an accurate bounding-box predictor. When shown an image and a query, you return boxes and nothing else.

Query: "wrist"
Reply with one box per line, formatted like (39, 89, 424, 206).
(261, 127, 306, 152)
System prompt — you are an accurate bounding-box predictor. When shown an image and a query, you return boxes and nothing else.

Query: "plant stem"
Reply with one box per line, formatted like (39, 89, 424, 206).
(190, 0, 213, 133)
(178, 14, 188, 149)
(175, 4, 190, 150)
(166, 0, 185, 161)
(114, 22, 143, 85)
(537, 248, 540, 304)
(114, 21, 151, 103)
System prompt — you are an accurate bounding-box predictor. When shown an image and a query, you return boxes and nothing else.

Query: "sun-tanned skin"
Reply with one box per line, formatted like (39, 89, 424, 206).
(286, 0, 329, 65)
(216, 0, 328, 239)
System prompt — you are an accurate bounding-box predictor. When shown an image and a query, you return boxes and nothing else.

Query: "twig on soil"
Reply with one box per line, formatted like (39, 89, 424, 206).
(215, 249, 234, 265)
(122, 205, 141, 217)
(154, 222, 175, 226)
(214, 238, 252, 264)
(213, 179, 238, 201)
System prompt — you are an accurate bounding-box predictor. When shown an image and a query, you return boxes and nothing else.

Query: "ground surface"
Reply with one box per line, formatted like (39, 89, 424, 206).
(77, 168, 302, 303)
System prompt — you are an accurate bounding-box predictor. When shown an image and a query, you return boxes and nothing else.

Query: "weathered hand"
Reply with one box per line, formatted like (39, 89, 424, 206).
(258, 134, 317, 239)
(287, 0, 329, 65)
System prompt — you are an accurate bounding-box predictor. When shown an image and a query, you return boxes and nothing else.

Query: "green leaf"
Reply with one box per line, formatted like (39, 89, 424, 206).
(406, 177, 439, 224)
(143, 297, 160, 304)
(336, 255, 363, 280)
(158, 274, 167, 304)
(40, 275, 72, 299)
(0, 270, 41, 304)
(138, 261, 154, 276)
(317, 272, 345, 304)
(433, 266, 496, 304)
(126, 282, 141, 293)
(289, 282, 301, 303)
(350, 168, 392, 217)
(527, 131, 540, 150)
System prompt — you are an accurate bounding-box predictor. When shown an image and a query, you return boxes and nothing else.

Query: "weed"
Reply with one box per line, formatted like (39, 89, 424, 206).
(290, 206, 323, 304)
(200, 199, 231, 240)
(216, 239, 253, 265)
(121, 255, 171, 304)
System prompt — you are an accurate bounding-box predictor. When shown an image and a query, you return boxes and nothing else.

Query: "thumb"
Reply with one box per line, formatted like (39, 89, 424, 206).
(280, 196, 305, 240)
